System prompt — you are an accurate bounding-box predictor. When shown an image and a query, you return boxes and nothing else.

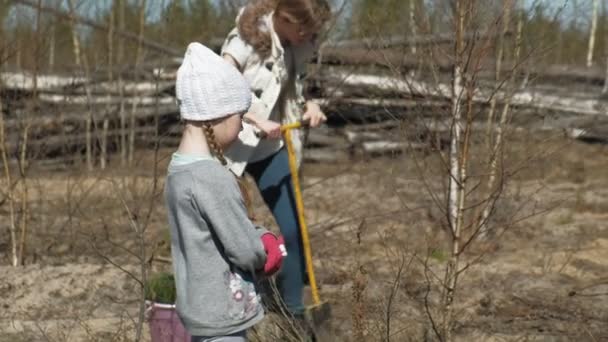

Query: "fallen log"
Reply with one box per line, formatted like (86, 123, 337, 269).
(324, 71, 608, 117)
(303, 148, 350, 163)
(566, 125, 608, 144)
(38, 94, 175, 106)
(3, 105, 179, 131)
(360, 140, 429, 156)
(326, 31, 512, 50)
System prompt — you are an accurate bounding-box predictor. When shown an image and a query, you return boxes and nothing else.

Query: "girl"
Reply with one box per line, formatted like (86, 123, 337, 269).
(220, 0, 331, 317)
(165, 42, 284, 342)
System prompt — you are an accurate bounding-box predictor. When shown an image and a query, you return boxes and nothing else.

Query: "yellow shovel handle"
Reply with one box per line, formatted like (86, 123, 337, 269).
(282, 125, 321, 305)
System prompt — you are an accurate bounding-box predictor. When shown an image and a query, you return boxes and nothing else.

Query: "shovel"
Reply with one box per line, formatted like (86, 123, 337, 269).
(255, 120, 332, 333)
(280, 121, 331, 329)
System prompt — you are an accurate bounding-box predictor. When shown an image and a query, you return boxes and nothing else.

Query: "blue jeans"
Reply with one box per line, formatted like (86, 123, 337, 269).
(246, 148, 305, 314)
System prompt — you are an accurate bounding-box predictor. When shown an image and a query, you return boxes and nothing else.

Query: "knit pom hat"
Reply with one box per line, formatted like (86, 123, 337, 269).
(176, 42, 251, 121)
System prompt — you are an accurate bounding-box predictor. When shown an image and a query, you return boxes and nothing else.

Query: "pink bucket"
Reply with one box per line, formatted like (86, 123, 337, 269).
(147, 302, 191, 342)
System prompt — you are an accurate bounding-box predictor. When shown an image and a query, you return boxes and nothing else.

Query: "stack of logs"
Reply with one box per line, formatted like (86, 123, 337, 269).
(1, 36, 608, 170)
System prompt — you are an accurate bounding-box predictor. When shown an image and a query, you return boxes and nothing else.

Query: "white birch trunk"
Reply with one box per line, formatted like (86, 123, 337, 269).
(486, 0, 512, 148)
(444, 1, 465, 340)
(587, 0, 599, 67)
(480, 0, 517, 237)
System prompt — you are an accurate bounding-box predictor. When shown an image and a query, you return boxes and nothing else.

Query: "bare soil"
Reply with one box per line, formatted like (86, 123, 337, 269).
(1, 130, 607, 341)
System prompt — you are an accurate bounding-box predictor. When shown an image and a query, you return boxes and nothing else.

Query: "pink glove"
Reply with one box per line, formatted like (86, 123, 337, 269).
(261, 233, 286, 276)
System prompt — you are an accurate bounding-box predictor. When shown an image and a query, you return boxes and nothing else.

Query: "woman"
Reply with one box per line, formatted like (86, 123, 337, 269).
(220, 0, 331, 318)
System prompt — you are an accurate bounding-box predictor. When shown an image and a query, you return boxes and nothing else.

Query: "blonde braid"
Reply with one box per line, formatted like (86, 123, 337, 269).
(201, 122, 255, 219)
(201, 122, 227, 166)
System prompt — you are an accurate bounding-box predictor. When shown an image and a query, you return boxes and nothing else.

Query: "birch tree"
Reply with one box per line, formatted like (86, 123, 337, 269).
(101, 0, 116, 170)
(479, 0, 524, 240)
(66, 0, 95, 171)
(442, 0, 465, 338)
(587, 0, 599, 67)
(410, 0, 417, 55)
(128, 0, 146, 165)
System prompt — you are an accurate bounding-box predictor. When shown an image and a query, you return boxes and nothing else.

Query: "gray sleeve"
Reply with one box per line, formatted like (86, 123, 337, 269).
(192, 174, 267, 273)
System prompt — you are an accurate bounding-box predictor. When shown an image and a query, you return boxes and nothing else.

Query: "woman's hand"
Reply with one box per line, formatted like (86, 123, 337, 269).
(302, 101, 327, 128)
(256, 119, 282, 139)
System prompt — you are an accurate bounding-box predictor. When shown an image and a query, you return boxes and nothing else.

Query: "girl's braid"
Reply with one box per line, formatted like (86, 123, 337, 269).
(202, 122, 255, 220)
(202, 122, 227, 166)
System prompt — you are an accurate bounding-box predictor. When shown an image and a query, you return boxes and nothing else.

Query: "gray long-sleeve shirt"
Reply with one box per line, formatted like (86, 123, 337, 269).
(164, 159, 267, 336)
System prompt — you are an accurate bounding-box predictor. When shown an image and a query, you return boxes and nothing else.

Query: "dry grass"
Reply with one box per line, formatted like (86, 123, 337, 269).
(1, 128, 608, 341)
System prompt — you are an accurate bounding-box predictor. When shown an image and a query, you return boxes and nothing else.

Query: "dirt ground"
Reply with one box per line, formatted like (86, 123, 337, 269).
(1, 129, 607, 341)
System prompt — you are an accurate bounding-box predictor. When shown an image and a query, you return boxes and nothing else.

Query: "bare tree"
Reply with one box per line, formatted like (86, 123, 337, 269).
(66, 0, 95, 171)
(480, 0, 519, 237)
(66, 0, 82, 68)
(0, 71, 17, 267)
(410, 0, 417, 55)
(486, 0, 513, 149)
(602, 0, 608, 94)
(48, 0, 62, 72)
(587, 0, 599, 67)
(442, 0, 466, 338)
(118, 0, 127, 165)
(101, 0, 116, 170)
(128, 0, 147, 165)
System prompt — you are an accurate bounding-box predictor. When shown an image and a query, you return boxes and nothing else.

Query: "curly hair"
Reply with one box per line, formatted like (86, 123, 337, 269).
(237, 0, 331, 58)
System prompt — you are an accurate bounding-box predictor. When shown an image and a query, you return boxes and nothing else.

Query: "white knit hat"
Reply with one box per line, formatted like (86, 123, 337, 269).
(176, 42, 251, 121)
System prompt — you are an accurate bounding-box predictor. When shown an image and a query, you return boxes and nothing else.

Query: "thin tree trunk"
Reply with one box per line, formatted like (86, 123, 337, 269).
(17, 123, 29, 265)
(556, 21, 563, 64)
(66, 0, 81, 67)
(486, 0, 512, 149)
(18, 0, 42, 265)
(128, 0, 146, 165)
(480, 0, 522, 238)
(117, 0, 127, 165)
(602, 0, 608, 95)
(101, 1, 116, 170)
(479, 0, 512, 238)
(48, 0, 62, 72)
(16, 40, 21, 69)
(49, 23, 55, 72)
(444, 0, 465, 339)
(0, 84, 18, 267)
(410, 0, 417, 55)
(587, 0, 599, 67)
(66, 0, 92, 170)
(85, 113, 92, 170)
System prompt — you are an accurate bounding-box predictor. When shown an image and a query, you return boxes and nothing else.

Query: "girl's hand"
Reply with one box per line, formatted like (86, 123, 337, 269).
(302, 101, 327, 128)
(260, 233, 285, 276)
(256, 119, 282, 139)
